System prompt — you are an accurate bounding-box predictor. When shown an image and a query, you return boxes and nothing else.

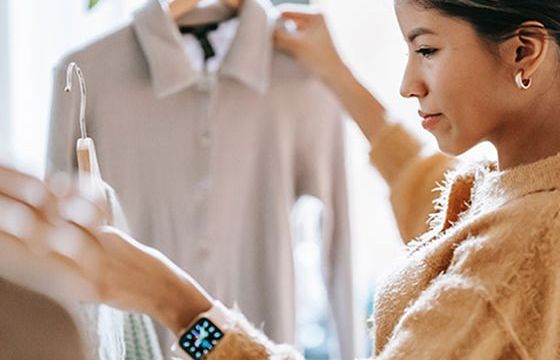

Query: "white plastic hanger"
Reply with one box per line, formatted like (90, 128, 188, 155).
(169, 0, 243, 21)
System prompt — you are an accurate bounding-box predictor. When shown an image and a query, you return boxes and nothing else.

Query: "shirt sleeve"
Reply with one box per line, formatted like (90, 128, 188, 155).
(295, 101, 355, 359)
(376, 273, 525, 360)
(369, 123, 456, 243)
(320, 116, 356, 360)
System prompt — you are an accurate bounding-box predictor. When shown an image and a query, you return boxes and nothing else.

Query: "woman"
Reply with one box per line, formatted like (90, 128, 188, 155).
(3, 0, 560, 358)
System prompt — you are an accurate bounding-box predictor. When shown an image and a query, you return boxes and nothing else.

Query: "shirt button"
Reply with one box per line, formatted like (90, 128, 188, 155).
(201, 132, 212, 147)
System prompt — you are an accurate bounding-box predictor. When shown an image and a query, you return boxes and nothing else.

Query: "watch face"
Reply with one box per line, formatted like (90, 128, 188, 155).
(179, 317, 224, 359)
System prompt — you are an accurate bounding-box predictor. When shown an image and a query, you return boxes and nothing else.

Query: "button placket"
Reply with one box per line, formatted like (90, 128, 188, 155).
(194, 71, 218, 266)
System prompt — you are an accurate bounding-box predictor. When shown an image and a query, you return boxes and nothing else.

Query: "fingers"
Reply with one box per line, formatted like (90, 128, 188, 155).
(0, 166, 107, 228)
(58, 194, 108, 230)
(278, 13, 321, 32)
(0, 194, 39, 240)
(48, 171, 111, 226)
(47, 195, 106, 266)
(0, 194, 105, 283)
(0, 166, 108, 303)
(274, 28, 302, 54)
(0, 195, 51, 254)
(0, 165, 54, 212)
(0, 168, 106, 258)
(279, 12, 319, 27)
(279, 16, 308, 30)
(0, 193, 104, 258)
(46, 221, 102, 269)
(0, 227, 29, 252)
(274, 6, 326, 57)
(277, 4, 323, 30)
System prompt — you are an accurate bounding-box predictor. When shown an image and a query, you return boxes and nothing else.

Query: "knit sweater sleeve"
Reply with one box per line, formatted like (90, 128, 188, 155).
(369, 123, 455, 243)
(205, 307, 304, 360)
(377, 273, 525, 360)
(205, 275, 523, 360)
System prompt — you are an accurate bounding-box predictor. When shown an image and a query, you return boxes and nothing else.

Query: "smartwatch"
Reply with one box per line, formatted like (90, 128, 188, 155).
(171, 301, 232, 359)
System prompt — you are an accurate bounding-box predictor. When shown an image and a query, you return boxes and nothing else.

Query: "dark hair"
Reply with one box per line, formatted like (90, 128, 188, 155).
(411, 1, 560, 46)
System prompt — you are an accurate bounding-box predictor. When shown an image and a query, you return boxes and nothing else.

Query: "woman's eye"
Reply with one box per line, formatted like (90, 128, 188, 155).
(415, 48, 438, 59)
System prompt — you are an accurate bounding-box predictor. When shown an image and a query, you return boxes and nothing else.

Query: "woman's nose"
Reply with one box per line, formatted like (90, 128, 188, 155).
(400, 62, 428, 99)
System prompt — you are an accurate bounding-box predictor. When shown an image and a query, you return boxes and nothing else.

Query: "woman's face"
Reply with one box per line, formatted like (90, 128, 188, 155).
(395, 1, 518, 155)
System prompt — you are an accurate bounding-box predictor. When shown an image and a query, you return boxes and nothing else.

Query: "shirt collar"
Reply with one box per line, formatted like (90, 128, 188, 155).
(132, 0, 277, 98)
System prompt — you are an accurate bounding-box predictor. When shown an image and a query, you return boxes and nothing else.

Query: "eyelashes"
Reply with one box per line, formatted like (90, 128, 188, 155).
(415, 47, 439, 59)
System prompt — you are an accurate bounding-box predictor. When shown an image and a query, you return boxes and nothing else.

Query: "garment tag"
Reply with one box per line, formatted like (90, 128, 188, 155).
(179, 23, 219, 62)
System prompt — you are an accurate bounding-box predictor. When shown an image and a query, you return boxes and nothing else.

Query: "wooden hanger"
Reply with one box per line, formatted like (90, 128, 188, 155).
(65, 63, 110, 221)
(169, 0, 243, 22)
(64, 63, 102, 179)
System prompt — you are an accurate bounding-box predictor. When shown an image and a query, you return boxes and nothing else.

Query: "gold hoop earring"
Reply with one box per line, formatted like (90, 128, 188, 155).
(515, 70, 532, 90)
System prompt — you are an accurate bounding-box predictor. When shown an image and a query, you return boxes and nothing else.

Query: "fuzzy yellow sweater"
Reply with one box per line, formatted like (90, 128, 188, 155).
(206, 123, 560, 359)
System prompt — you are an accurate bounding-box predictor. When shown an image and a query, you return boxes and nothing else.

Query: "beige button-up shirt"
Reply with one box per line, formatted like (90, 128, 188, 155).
(47, 0, 354, 358)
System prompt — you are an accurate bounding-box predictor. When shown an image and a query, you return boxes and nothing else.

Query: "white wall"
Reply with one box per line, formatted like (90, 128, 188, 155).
(0, 0, 12, 162)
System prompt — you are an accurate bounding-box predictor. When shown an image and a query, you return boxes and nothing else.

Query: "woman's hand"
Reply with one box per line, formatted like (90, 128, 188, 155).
(89, 227, 213, 334)
(0, 165, 212, 335)
(274, 5, 387, 142)
(274, 5, 346, 82)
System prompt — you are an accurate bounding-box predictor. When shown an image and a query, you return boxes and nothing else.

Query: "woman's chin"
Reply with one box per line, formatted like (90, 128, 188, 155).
(435, 135, 472, 157)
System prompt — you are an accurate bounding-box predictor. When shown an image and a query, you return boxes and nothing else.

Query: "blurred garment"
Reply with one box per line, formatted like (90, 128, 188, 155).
(47, 0, 354, 358)
(0, 278, 86, 360)
(75, 184, 163, 360)
(39, 183, 163, 360)
(107, 180, 163, 360)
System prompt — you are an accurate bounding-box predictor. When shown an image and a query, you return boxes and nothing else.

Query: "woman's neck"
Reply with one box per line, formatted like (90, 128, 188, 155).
(494, 103, 560, 170)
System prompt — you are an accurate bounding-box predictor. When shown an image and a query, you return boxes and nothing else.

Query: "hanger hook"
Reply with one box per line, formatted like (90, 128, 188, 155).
(64, 62, 88, 139)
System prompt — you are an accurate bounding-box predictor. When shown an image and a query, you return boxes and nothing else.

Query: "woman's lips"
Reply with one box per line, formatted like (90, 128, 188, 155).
(418, 111, 443, 130)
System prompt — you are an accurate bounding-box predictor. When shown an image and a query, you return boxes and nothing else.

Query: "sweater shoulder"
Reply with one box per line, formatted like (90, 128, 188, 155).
(449, 189, 560, 296)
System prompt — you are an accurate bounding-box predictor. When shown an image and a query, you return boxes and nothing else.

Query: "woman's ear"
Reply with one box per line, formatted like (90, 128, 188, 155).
(500, 21, 550, 78)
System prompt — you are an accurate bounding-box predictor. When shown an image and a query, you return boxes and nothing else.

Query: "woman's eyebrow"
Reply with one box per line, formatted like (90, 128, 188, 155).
(407, 27, 437, 42)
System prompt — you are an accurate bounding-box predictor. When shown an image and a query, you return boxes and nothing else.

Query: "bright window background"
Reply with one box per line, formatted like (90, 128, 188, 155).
(3, 0, 144, 176)
(0, 0, 11, 162)
(2, 0, 496, 359)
